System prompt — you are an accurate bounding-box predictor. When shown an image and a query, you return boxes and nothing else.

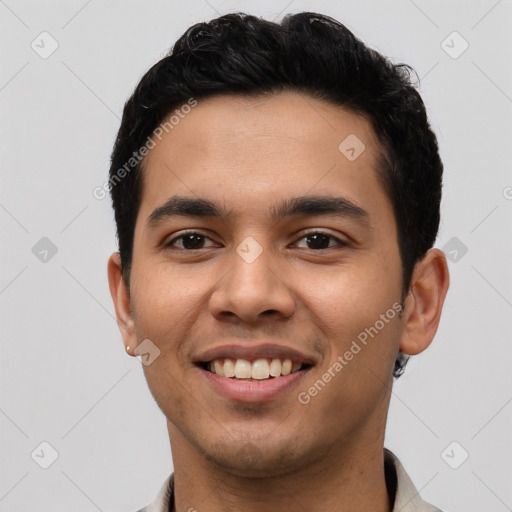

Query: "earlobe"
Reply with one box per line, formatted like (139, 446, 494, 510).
(107, 252, 137, 355)
(399, 248, 450, 356)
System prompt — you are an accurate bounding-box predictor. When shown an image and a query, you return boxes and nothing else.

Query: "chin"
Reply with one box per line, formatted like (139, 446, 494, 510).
(199, 436, 313, 478)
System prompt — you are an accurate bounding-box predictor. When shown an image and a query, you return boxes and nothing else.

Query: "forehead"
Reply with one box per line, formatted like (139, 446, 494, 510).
(138, 91, 392, 228)
(145, 91, 379, 169)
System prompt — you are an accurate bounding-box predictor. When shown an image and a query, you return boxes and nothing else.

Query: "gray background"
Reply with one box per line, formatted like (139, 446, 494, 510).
(1, 0, 511, 511)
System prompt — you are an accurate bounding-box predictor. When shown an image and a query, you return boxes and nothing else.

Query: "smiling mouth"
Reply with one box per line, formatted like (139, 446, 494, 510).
(199, 358, 313, 380)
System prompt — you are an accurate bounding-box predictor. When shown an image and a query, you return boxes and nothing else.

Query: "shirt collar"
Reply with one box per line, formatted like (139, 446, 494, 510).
(140, 449, 441, 512)
(384, 449, 442, 512)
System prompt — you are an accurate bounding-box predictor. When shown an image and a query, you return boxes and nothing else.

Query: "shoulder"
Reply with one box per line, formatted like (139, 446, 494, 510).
(385, 449, 444, 512)
(134, 473, 174, 512)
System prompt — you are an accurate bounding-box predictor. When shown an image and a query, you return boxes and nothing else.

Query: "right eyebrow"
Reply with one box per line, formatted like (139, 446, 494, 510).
(146, 196, 226, 228)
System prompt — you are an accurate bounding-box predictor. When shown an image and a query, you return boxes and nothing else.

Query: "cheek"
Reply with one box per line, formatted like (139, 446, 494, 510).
(300, 257, 400, 333)
(128, 271, 190, 374)
(303, 271, 403, 428)
(297, 253, 403, 385)
(132, 262, 204, 322)
(129, 267, 198, 418)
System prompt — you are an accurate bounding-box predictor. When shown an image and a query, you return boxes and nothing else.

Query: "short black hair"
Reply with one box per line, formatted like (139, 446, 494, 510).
(109, 12, 443, 378)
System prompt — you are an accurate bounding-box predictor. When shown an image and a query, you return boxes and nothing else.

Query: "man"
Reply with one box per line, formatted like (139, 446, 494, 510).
(107, 11, 449, 512)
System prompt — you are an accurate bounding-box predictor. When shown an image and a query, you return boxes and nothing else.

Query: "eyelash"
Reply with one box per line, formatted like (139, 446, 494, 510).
(164, 230, 349, 251)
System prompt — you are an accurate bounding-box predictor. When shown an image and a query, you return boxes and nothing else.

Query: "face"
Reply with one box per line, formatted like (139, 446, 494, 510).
(114, 91, 408, 477)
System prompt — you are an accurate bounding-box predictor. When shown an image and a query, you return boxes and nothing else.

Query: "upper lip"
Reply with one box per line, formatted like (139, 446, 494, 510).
(194, 343, 319, 365)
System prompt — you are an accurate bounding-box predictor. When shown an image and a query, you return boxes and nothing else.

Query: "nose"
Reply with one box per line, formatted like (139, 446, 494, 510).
(208, 243, 296, 325)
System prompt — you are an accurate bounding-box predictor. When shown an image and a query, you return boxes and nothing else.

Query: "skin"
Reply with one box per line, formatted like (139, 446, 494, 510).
(108, 91, 449, 512)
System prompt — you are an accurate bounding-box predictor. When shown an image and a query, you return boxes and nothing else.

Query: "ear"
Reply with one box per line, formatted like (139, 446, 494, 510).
(399, 248, 450, 356)
(107, 252, 137, 356)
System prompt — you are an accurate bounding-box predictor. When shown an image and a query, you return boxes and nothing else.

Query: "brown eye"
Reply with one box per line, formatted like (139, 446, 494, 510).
(305, 233, 330, 249)
(166, 232, 216, 250)
(294, 231, 348, 250)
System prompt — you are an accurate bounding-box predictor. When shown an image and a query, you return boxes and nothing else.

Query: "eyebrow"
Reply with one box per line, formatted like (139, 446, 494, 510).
(146, 194, 372, 229)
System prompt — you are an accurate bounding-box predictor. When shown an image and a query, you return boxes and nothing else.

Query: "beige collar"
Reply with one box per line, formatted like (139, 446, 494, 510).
(138, 449, 442, 512)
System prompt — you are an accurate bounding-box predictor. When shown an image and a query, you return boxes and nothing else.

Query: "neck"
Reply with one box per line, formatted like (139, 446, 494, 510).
(168, 426, 392, 512)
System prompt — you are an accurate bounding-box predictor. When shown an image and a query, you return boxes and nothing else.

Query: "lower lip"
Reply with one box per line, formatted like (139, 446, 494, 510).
(199, 367, 310, 403)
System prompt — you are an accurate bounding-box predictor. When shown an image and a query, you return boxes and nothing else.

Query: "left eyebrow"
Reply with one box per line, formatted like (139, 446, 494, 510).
(146, 194, 373, 230)
(270, 195, 372, 229)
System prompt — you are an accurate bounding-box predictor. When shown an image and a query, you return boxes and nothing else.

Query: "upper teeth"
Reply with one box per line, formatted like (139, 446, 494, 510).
(209, 358, 303, 379)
